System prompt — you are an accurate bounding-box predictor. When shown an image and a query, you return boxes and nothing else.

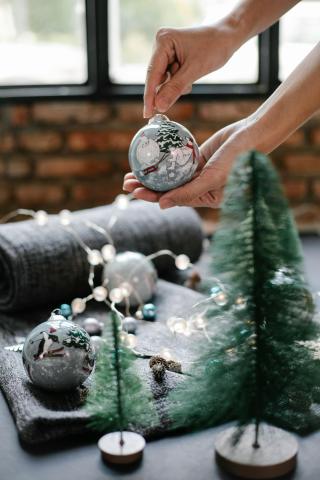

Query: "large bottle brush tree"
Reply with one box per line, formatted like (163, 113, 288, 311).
(169, 151, 320, 478)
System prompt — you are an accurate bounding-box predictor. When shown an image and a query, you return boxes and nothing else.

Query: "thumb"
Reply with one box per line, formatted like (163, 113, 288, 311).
(155, 67, 192, 112)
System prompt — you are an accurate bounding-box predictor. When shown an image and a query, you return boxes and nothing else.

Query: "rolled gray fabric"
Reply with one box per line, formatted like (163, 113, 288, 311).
(0, 201, 203, 312)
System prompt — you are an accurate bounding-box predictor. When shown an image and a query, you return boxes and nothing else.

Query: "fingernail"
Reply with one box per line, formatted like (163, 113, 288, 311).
(143, 107, 148, 118)
(160, 200, 175, 209)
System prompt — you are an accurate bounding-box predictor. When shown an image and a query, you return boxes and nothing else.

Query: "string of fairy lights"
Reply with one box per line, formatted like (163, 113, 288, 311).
(1, 195, 320, 364)
(0, 194, 222, 362)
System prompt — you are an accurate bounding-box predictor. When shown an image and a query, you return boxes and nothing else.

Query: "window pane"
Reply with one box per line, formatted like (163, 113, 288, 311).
(279, 0, 320, 81)
(0, 0, 87, 86)
(109, 0, 258, 85)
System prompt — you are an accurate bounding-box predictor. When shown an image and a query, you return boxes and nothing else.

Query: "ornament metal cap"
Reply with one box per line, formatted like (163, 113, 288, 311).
(148, 113, 169, 124)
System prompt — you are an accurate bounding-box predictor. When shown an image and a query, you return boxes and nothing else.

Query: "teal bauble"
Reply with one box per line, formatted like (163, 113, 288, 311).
(22, 313, 95, 391)
(129, 114, 199, 192)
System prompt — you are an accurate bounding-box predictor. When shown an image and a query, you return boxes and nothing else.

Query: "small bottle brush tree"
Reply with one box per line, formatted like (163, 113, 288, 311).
(169, 151, 320, 444)
(87, 311, 157, 443)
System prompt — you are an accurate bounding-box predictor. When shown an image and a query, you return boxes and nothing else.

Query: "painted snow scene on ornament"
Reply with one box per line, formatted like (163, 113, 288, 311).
(129, 114, 199, 192)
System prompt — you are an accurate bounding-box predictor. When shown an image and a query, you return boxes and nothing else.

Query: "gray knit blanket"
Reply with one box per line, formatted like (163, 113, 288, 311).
(0, 202, 204, 445)
(0, 201, 203, 312)
(0, 280, 204, 445)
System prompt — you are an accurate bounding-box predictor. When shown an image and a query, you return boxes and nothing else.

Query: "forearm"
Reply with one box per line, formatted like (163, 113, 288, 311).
(248, 42, 320, 153)
(219, 0, 300, 54)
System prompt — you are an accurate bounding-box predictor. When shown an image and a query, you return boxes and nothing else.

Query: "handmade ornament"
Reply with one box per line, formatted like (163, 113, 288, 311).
(22, 312, 95, 391)
(103, 251, 157, 307)
(129, 114, 199, 192)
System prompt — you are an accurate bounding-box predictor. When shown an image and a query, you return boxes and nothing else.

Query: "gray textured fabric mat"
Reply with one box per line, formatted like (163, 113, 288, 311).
(0, 201, 203, 312)
(0, 280, 204, 445)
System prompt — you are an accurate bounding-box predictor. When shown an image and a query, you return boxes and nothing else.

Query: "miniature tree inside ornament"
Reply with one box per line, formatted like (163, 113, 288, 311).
(22, 311, 95, 391)
(129, 114, 199, 192)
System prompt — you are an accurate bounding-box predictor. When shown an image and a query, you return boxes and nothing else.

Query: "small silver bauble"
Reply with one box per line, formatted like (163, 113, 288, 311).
(83, 317, 103, 336)
(22, 313, 95, 391)
(122, 316, 138, 334)
(103, 251, 157, 307)
(128, 114, 199, 192)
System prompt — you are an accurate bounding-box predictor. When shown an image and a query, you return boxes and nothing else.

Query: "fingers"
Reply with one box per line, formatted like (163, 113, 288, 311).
(155, 65, 191, 113)
(131, 187, 163, 203)
(144, 30, 176, 118)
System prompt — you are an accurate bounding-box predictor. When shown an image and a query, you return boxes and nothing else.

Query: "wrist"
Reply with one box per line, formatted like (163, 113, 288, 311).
(217, 9, 252, 56)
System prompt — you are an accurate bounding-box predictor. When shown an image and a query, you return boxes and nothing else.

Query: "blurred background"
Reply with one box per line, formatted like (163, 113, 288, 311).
(0, 0, 319, 232)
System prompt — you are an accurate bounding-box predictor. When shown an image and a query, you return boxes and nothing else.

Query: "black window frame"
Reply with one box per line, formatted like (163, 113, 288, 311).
(0, 0, 280, 102)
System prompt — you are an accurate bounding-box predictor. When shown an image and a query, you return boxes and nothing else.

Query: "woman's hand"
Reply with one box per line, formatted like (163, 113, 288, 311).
(143, 24, 237, 118)
(123, 118, 257, 208)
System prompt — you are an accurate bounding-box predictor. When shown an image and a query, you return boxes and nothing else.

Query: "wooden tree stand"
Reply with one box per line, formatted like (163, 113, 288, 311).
(98, 431, 146, 465)
(215, 423, 298, 479)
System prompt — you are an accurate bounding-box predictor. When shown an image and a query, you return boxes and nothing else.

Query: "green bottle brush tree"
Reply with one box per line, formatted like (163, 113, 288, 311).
(169, 150, 320, 440)
(87, 311, 157, 436)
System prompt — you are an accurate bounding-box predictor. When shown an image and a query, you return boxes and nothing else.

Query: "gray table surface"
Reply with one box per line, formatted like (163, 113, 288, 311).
(0, 235, 319, 480)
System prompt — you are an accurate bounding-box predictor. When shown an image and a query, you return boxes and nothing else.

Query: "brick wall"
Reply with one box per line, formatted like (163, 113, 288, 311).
(1, 99, 320, 232)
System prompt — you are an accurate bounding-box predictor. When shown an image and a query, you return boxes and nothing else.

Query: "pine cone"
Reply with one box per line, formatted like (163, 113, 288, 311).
(166, 360, 182, 373)
(151, 362, 166, 382)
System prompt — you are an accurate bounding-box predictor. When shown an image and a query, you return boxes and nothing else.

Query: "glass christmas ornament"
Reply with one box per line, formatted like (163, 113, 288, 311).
(103, 251, 157, 307)
(22, 313, 95, 391)
(122, 316, 138, 334)
(142, 303, 157, 321)
(59, 303, 72, 319)
(83, 317, 103, 336)
(128, 114, 199, 192)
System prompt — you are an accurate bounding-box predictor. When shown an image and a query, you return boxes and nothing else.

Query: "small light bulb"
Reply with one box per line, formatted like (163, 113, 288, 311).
(193, 315, 207, 329)
(34, 210, 48, 226)
(59, 209, 71, 226)
(115, 194, 129, 210)
(235, 296, 246, 310)
(160, 348, 174, 361)
(109, 288, 124, 304)
(215, 292, 227, 306)
(135, 309, 143, 320)
(167, 316, 188, 334)
(120, 331, 137, 348)
(87, 249, 103, 266)
(93, 286, 108, 302)
(120, 282, 133, 298)
(101, 244, 116, 262)
(175, 254, 190, 271)
(71, 297, 86, 314)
